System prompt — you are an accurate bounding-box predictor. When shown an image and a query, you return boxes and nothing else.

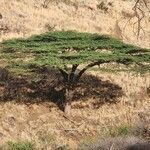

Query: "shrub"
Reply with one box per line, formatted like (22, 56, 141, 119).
(109, 125, 131, 137)
(7, 141, 35, 150)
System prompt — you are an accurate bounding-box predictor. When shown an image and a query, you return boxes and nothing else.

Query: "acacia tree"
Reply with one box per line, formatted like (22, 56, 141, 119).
(1, 31, 150, 115)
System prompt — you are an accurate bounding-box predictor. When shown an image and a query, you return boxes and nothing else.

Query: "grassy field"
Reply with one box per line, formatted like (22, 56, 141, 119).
(0, 0, 150, 149)
(0, 31, 149, 149)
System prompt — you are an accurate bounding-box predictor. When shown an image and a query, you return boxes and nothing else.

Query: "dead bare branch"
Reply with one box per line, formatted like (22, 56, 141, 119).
(132, 0, 149, 38)
(123, 0, 149, 39)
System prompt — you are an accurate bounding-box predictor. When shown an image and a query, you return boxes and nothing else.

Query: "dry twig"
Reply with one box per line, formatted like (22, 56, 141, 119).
(124, 0, 150, 38)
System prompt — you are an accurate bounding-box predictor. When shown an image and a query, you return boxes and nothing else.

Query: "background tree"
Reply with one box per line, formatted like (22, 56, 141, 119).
(1, 31, 150, 115)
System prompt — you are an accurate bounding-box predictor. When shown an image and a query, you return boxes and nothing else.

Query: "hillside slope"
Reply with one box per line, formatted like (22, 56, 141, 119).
(0, 1, 150, 149)
(0, 0, 150, 48)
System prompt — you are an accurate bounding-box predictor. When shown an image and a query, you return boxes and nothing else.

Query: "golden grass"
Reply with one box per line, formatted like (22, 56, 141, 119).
(0, 0, 150, 48)
(0, 0, 150, 149)
(0, 71, 149, 149)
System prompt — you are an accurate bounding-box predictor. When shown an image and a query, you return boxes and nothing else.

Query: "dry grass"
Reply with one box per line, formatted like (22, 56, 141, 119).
(0, 0, 150, 149)
(0, 71, 149, 149)
(0, 0, 150, 48)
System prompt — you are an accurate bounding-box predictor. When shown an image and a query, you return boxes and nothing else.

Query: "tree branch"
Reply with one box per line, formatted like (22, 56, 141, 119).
(58, 68, 68, 82)
(123, 0, 149, 38)
(132, 0, 149, 38)
(76, 60, 110, 81)
(69, 64, 79, 83)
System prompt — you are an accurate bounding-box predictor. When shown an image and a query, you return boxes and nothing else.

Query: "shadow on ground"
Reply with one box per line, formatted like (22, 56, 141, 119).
(0, 67, 123, 109)
(77, 136, 150, 150)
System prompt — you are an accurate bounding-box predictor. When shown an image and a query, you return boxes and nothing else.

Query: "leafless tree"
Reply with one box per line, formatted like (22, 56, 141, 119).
(132, 0, 149, 38)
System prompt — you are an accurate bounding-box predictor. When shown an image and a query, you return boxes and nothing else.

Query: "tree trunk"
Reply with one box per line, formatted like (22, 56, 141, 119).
(59, 65, 78, 115)
(64, 101, 71, 116)
(64, 87, 74, 116)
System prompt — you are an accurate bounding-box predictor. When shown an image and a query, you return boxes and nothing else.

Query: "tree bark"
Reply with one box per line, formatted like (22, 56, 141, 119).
(59, 65, 78, 115)
(64, 86, 74, 115)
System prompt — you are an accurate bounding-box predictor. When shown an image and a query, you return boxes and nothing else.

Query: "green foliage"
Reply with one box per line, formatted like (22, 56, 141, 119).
(1, 31, 149, 74)
(109, 125, 131, 137)
(7, 141, 35, 150)
(132, 64, 150, 74)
